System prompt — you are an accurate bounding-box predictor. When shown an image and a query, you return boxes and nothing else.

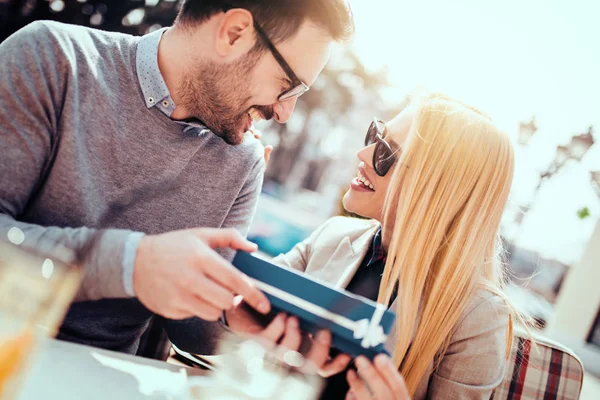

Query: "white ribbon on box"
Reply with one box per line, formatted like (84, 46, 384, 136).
(251, 279, 388, 348)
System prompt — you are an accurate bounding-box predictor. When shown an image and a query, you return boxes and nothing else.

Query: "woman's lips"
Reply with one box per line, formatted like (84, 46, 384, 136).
(350, 177, 375, 192)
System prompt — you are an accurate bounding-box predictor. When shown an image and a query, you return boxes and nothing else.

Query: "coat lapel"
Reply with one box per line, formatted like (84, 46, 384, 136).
(333, 225, 380, 288)
(311, 223, 379, 288)
(320, 226, 377, 288)
(313, 236, 356, 285)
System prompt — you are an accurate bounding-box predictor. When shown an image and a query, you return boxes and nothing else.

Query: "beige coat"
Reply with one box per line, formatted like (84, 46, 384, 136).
(273, 216, 509, 400)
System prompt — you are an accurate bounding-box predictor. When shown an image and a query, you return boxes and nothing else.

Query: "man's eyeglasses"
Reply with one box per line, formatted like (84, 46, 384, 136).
(222, 5, 310, 102)
(365, 117, 397, 176)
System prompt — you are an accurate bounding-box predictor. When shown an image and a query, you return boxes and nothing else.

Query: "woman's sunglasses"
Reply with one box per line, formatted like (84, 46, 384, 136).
(365, 117, 396, 176)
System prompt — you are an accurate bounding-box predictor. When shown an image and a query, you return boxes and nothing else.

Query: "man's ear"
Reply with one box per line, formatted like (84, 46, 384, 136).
(214, 8, 256, 58)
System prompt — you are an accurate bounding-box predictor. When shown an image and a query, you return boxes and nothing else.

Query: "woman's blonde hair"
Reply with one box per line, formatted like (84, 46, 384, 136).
(377, 93, 515, 395)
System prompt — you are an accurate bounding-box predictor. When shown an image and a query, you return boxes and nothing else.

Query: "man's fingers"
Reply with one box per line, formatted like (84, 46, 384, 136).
(190, 228, 270, 315)
(198, 247, 271, 314)
(182, 296, 222, 321)
(194, 276, 235, 311)
(374, 355, 410, 399)
(233, 276, 271, 315)
(320, 353, 352, 378)
(165, 308, 194, 320)
(193, 228, 258, 252)
(176, 261, 234, 311)
(279, 317, 302, 351)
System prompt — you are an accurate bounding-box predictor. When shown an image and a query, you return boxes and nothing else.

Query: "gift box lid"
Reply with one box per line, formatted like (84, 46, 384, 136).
(232, 252, 396, 359)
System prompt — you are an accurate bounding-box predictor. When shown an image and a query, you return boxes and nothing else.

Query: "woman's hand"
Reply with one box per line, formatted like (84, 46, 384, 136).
(346, 355, 410, 400)
(259, 314, 352, 375)
(249, 128, 273, 166)
(230, 308, 350, 375)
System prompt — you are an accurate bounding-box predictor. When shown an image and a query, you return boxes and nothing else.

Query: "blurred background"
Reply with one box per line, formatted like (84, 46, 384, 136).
(1, 0, 599, 395)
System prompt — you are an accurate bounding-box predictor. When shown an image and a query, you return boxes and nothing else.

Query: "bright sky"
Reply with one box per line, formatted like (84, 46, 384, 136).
(348, 0, 600, 264)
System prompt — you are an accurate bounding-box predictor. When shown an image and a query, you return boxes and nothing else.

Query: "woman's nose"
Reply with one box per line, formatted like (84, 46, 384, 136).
(357, 144, 375, 169)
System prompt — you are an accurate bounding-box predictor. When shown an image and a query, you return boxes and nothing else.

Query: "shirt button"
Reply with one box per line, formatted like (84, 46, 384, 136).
(148, 97, 154, 103)
(162, 100, 170, 107)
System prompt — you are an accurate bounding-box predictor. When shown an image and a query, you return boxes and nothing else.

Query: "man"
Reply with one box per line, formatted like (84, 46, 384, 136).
(0, 0, 354, 355)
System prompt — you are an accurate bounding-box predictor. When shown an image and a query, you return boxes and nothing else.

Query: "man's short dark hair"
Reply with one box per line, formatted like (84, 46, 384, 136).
(176, 0, 354, 46)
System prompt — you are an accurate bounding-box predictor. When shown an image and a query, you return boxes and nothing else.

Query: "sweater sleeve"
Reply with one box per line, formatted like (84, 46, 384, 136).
(0, 21, 135, 301)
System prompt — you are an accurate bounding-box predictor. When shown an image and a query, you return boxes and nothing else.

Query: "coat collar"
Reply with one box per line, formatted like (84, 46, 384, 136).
(326, 223, 380, 288)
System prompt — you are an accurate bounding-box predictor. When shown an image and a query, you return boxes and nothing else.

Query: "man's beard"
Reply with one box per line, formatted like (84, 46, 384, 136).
(177, 50, 274, 145)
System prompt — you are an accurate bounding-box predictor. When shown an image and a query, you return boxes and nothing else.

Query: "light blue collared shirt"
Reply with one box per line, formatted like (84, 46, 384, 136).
(122, 28, 213, 296)
(136, 27, 212, 135)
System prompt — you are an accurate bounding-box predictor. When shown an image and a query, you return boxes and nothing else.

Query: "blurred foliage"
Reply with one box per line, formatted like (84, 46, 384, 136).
(577, 206, 591, 220)
(0, 0, 181, 41)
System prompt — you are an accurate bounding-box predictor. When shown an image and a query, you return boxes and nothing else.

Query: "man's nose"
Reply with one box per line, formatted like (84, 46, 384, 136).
(273, 98, 298, 124)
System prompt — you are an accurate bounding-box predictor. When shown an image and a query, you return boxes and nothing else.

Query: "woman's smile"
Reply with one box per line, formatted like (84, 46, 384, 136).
(350, 167, 376, 192)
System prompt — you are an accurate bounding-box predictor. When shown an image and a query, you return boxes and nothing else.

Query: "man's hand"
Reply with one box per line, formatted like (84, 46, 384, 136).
(133, 228, 271, 321)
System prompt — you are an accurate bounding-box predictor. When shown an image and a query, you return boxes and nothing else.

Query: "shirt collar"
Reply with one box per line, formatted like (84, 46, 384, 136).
(365, 227, 386, 267)
(136, 28, 211, 135)
(136, 27, 176, 116)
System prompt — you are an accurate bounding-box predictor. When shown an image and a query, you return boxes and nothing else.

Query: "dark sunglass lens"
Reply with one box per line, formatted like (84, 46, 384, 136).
(365, 122, 378, 146)
(374, 142, 395, 176)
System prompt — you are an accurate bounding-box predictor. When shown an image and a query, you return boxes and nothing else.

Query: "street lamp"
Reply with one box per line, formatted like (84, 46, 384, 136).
(538, 127, 595, 182)
(518, 116, 537, 145)
(549, 145, 570, 175)
(511, 121, 596, 252)
(567, 126, 595, 161)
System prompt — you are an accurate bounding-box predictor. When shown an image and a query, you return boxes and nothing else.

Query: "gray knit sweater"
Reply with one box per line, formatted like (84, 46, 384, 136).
(0, 21, 264, 354)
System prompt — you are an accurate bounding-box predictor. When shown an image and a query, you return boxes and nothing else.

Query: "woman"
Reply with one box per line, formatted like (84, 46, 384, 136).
(228, 92, 516, 400)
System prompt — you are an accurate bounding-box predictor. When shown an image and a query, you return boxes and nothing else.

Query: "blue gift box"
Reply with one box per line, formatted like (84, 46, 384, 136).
(232, 251, 396, 360)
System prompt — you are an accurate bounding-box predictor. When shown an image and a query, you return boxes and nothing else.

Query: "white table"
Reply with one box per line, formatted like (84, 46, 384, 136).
(16, 339, 205, 400)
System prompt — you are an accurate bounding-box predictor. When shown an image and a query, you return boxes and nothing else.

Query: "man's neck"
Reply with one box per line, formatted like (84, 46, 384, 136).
(157, 27, 197, 120)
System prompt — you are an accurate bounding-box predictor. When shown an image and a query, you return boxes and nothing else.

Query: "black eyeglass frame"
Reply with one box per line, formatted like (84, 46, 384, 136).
(222, 4, 310, 102)
(365, 117, 397, 177)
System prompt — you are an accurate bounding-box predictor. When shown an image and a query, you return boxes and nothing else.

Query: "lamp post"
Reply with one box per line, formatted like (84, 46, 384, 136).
(518, 116, 538, 145)
(535, 127, 595, 189)
(569, 126, 595, 161)
(511, 120, 595, 253)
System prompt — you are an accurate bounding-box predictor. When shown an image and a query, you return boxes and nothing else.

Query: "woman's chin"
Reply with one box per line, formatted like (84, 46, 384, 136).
(343, 191, 378, 220)
(342, 192, 362, 216)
